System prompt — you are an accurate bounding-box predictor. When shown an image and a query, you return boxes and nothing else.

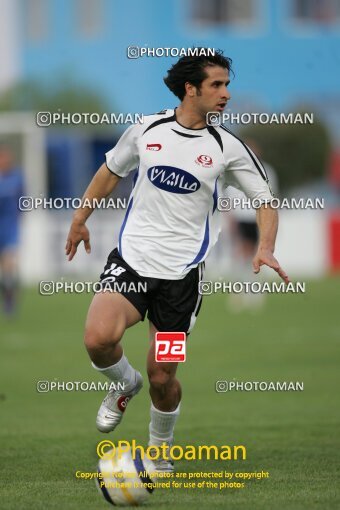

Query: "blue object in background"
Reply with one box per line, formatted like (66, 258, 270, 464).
(20, 0, 340, 115)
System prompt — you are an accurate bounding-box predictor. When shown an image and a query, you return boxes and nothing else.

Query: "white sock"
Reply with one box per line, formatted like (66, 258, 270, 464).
(148, 402, 181, 446)
(92, 354, 137, 393)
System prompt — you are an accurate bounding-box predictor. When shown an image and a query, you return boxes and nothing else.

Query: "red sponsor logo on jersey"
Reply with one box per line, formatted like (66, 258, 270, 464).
(117, 394, 131, 412)
(195, 154, 213, 167)
(155, 332, 186, 362)
(146, 143, 162, 151)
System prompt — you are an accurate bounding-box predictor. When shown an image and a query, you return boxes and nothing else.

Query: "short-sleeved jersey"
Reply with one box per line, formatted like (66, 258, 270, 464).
(105, 109, 273, 279)
(226, 163, 278, 222)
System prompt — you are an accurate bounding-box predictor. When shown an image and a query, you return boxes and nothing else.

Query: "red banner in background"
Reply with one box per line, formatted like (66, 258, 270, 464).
(329, 211, 340, 272)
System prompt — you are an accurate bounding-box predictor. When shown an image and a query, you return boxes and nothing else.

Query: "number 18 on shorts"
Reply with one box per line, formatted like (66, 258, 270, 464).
(155, 332, 186, 362)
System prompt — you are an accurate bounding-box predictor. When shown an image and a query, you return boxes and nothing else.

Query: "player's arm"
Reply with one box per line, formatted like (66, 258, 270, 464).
(254, 205, 289, 283)
(223, 138, 289, 283)
(66, 124, 140, 261)
(65, 163, 120, 261)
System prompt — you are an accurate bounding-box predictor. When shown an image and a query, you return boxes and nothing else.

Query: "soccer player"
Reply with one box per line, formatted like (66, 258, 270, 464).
(65, 49, 289, 472)
(0, 145, 24, 316)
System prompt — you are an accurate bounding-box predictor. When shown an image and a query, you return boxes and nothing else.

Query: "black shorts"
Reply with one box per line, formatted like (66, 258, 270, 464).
(99, 248, 204, 333)
(237, 221, 259, 244)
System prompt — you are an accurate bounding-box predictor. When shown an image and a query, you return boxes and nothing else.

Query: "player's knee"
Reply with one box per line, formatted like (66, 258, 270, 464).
(84, 321, 124, 355)
(148, 367, 173, 393)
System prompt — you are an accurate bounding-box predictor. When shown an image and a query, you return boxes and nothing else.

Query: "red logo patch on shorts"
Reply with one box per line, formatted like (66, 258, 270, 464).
(155, 332, 186, 362)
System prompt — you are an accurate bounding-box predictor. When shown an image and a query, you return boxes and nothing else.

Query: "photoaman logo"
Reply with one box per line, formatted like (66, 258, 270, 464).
(155, 332, 186, 362)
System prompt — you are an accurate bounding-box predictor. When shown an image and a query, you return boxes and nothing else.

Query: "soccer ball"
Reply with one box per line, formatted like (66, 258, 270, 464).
(96, 447, 156, 506)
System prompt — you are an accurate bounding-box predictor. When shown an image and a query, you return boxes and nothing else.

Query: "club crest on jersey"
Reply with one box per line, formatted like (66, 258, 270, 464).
(146, 143, 162, 151)
(147, 166, 201, 194)
(195, 154, 213, 167)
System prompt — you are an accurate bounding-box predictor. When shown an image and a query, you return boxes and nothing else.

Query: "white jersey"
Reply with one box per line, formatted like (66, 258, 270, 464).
(105, 108, 273, 279)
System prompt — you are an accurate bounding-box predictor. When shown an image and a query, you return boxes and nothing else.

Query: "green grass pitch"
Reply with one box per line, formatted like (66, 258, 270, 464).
(0, 278, 339, 509)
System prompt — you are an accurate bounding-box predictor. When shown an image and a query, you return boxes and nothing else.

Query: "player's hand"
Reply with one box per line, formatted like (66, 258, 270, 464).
(253, 247, 289, 284)
(65, 220, 91, 261)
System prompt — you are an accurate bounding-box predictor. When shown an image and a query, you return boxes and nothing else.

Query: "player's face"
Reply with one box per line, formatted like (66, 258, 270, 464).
(193, 66, 231, 116)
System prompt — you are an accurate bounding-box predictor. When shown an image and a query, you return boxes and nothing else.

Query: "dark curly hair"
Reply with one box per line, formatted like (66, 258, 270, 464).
(163, 49, 233, 101)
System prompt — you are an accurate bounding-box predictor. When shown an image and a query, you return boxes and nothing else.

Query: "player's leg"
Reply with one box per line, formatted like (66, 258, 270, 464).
(238, 222, 264, 310)
(145, 263, 204, 471)
(147, 322, 181, 411)
(0, 247, 19, 315)
(146, 322, 181, 472)
(85, 291, 141, 367)
(84, 291, 143, 432)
